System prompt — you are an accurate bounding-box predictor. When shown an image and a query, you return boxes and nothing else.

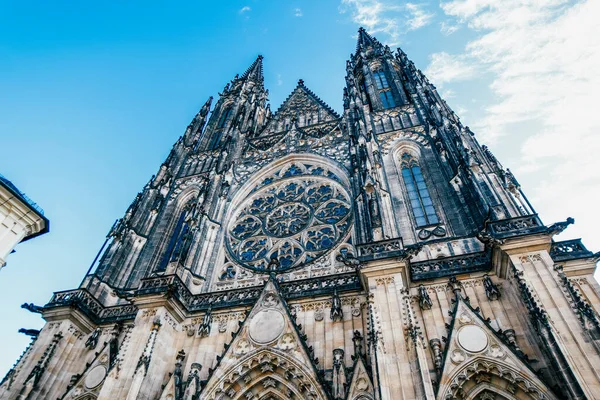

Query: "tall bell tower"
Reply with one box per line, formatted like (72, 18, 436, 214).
(2, 29, 599, 400)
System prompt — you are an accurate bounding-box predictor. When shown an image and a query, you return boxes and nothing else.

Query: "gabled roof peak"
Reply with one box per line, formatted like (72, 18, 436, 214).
(272, 80, 340, 119)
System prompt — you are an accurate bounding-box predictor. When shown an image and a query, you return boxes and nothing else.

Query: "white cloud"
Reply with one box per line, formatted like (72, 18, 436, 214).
(294, 8, 303, 17)
(434, 0, 600, 250)
(424, 52, 478, 84)
(440, 20, 459, 35)
(340, 0, 434, 46)
(277, 74, 283, 86)
(406, 3, 434, 30)
(239, 6, 251, 14)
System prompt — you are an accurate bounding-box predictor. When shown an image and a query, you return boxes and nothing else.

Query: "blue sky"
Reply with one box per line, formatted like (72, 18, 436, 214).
(1, 0, 598, 376)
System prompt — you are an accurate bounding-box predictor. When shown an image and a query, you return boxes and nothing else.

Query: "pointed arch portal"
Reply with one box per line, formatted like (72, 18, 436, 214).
(202, 348, 328, 400)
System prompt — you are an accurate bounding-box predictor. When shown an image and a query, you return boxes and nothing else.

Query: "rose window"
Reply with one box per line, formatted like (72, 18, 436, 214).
(227, 175, 352, 272)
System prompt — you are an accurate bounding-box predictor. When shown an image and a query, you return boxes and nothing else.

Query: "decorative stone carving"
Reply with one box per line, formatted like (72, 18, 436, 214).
(411, 250, 491, 281)
(198, 307, 212, 337)
(483, 275, 501, 301)
(332, 348, 347, 400)
(330, 289, 343, 322)
(418, 285, 432, 310)
(502, 329, 520, 352)
(352, 330, 364, 358)
(429, 338, 442, 375)
(85, 328, 101, 350)
(448, 276, 463, 295)
(218, 319, 228, 333)
(314, 308, 324, 321)
(20, 303, 43, 314)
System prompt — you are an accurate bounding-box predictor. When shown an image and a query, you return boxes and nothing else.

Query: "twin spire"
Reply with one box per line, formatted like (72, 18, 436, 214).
(233, 27, 379, 88)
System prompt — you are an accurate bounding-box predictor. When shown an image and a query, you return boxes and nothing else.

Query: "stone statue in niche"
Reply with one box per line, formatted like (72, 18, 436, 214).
(352, 330, 364, 358)
(332, 348, 347, 400)
(174, 349, 185, 400)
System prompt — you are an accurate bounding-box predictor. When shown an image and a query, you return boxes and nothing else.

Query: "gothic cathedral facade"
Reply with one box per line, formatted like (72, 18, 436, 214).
(2, 29, 600, 400)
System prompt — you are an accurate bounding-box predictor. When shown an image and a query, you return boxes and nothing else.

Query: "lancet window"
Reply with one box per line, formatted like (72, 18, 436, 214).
(373, 70, 396, 109)
(400, 153, 438, 226)
(157, 208, 187, 271)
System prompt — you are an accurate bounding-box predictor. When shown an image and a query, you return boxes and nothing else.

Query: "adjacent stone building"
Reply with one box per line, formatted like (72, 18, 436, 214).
(0, 174, 48, 270)
(1, 28, 599, 400)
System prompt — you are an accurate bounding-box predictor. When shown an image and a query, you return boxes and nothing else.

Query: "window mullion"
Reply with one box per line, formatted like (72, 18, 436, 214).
(410, 167, 429, 225)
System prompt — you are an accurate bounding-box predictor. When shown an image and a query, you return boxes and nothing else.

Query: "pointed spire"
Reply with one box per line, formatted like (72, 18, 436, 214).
(240, 54, 264, 85)
(356, 27, 381, 54)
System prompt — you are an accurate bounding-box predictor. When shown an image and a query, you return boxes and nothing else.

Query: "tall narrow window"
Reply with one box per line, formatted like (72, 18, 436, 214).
(380, 91, 395, 108)
(157, 208, 187, 271)
(400, 153, 438, 227)
(373, 70, 395, 109)
(373, 71, 389, 89)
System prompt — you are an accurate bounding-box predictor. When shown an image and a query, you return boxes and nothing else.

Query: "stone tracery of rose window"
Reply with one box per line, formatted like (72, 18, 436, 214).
(227, 165, 352, 272)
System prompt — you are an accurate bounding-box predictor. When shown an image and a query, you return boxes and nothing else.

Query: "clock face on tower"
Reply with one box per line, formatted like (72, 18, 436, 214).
(226, 165, 353, 273)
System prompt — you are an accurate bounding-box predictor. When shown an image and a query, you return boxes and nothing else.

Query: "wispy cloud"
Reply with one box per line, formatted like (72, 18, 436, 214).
(294, 8, 303, 17)
(339, 0, 434, 46)
(433, 0, 600, 249)
(239, 6, 251, 14)
(440, 20, 459, 35)
(277, 74, 283, 86)
(424, 52, 477, 84)
(405, 3, 434, 30)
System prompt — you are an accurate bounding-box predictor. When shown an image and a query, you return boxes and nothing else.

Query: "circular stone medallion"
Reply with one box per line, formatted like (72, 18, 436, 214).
(84, 365, 107, 389)
(248, 309, 285, 344)
(458, 325, 488, 353)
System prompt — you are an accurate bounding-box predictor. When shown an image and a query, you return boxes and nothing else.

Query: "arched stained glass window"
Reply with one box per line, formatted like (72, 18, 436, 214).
(373, 70, 395, 109)
(400, 153, 438, 227)
(373, 71, 389, 89)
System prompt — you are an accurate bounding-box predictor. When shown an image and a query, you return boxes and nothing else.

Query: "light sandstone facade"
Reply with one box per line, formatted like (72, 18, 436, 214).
(1, 29, 599, 400)
(0, 174, 48, 270)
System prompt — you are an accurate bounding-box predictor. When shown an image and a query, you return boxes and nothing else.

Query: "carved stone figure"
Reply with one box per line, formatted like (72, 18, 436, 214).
(352, 330, 364, 358)
(483, 275, 501, 301)
(332, 348, 347, 399)
(331, 289, 343, 322)
(85, 327, 101, 350)
(20, 303, 43, 314)
(418, 285, 433, 310)
(198, 308, 212, 337)
(174, 349, 185, 400)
